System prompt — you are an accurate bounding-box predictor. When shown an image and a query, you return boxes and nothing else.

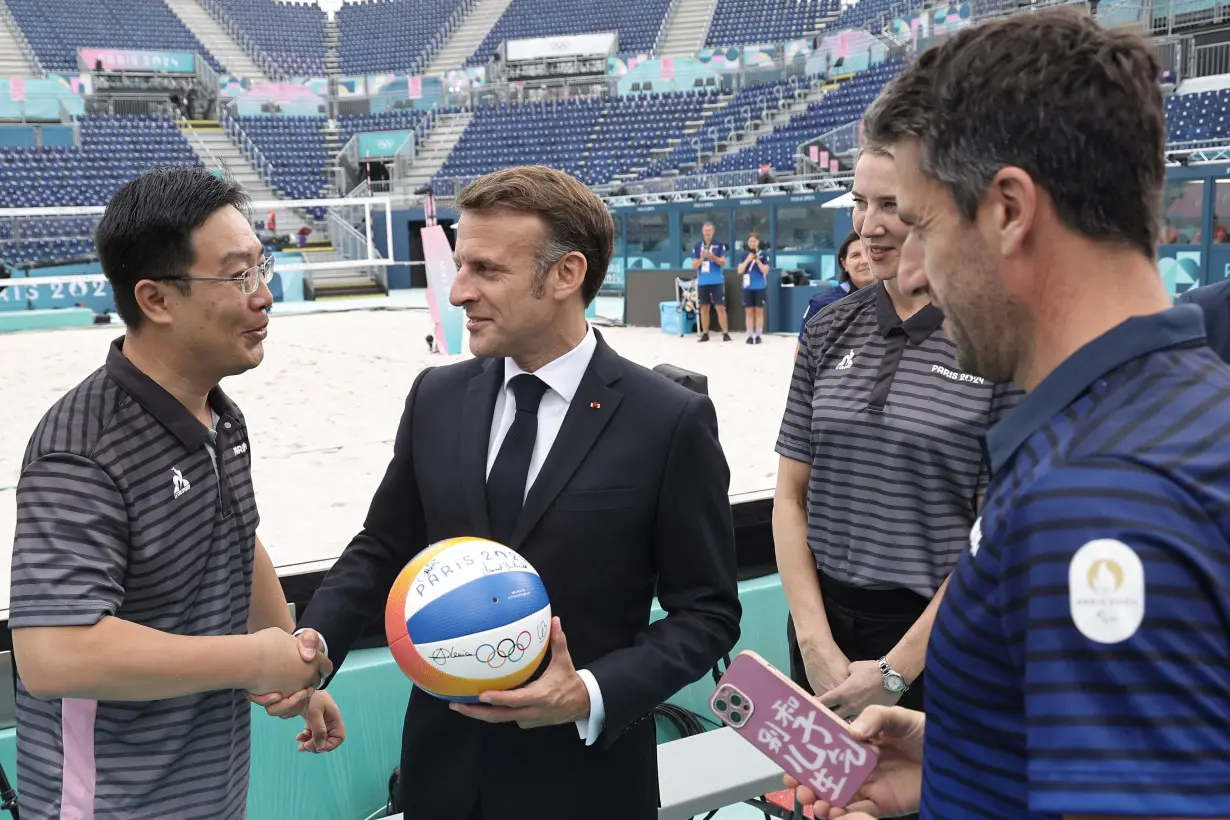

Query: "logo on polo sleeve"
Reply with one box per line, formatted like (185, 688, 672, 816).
(1069, 539, 1145, 644)
(836, 351, 854, 370)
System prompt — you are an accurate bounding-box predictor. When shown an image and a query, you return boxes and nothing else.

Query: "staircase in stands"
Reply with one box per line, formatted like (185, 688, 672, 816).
(599, 91, 734, 185)
(676, 77, 830, 175)
(163, 0, 269, 82)
(177, 120, 385, 301)
(402, 111, 474, 192)
(648, 91, 734, 179)
(655, 0, 720, 57)
(427, 0, 516, 72)
(0, 0, 38, 76)
(177, 119, 317, 235)
(321, 11, 345, 170)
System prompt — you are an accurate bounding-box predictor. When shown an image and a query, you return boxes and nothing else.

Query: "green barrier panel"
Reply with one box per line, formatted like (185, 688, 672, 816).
(0, 575, 788, 819)
(0, 308, 95, 332)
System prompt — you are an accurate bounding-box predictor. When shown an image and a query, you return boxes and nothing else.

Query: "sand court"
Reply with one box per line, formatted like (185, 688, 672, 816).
(0, 305, 797, 615)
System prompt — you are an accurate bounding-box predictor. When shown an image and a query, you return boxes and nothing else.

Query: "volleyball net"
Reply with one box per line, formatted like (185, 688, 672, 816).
(0, 195, 397, 311)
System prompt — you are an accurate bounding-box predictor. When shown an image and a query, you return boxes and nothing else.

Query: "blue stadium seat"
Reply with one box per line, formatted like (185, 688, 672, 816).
(339, 108, 458, 146)
(705, 0, 839, 47)
(1165, 89, 1230, 144)
(684, 60, 903, 178)
(582, 89, 719, 186)
(232, 115, 330, 218)
(201, 0, 326, 77)
(434, 98, 608, 183)
(829, 0, 897, 35)
(465, 0, 671, 67)
(6, 0, 224, 74)
(340, 0, 474, 76)
(639, 77, 805, 178)
(0, 115, 201, 265)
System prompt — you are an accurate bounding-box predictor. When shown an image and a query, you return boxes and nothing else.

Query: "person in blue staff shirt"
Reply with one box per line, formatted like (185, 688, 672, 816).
(798, 230, 875, 342)
(692, 221, 730, 341)
(739, 232, 770, 344)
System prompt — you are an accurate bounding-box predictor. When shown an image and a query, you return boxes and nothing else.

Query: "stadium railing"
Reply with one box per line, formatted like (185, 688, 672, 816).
(0, 1, 42, 77)
(1166, 136, 1230, 163)
(797, 119, 862, 176)
(221, 113, 276, 186)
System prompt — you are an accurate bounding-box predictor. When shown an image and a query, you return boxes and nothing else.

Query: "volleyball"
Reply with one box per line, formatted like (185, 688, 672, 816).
(384, 536, 552, 702)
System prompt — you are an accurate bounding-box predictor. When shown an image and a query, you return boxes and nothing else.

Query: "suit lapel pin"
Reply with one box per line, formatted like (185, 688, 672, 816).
(590, 402, 601, 409)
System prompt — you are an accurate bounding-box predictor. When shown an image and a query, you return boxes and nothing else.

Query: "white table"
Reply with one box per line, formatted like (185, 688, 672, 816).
(657, 726, 788, 820)
(380, 727, 788, 820)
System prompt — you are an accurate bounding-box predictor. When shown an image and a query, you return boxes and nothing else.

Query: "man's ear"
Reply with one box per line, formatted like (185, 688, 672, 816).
(132, 279, 178, 327)
(553, 251, 588, 303)
(983, 167, 1037, 260)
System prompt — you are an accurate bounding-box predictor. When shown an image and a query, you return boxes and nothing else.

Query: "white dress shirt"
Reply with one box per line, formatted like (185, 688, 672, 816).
(486, 324, 607, 746)
(303, 325, 608, 745)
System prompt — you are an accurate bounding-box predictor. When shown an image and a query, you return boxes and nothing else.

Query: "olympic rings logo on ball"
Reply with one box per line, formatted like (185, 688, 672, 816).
(475, 631, 533, 668)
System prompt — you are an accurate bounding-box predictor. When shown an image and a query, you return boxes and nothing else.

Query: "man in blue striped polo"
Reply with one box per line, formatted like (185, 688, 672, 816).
(788, 8, 1230, 820)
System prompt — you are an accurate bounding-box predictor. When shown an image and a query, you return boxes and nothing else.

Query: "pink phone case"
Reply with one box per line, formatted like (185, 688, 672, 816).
(710, 650, 879, 808)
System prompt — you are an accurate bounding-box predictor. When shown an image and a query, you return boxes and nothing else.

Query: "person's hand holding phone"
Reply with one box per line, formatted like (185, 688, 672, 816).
(784, 705, 925, 819)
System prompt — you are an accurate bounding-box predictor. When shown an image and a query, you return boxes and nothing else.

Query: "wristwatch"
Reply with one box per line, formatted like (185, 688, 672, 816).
(877, 657, 909, 694)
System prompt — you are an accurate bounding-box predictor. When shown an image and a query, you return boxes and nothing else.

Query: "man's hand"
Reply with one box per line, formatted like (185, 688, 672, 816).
(296, 690, 346, 753)
(246, 629, 329, 718)
(246, 627, 332, 699)
(819, 660, 902, 721)
(798, 635, 851, 696)
(786, 705, 925, 818)
(450, 617, 590, 729)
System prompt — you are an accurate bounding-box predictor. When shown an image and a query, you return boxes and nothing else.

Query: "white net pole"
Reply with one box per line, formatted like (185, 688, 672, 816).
(0, 196, 402, 281)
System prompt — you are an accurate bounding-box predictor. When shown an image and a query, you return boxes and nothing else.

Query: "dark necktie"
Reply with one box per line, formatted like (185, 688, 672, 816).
(487, 373, 549, 545)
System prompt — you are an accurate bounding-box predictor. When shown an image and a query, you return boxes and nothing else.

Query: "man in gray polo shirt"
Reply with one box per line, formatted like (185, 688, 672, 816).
(9, 168, 339, 819)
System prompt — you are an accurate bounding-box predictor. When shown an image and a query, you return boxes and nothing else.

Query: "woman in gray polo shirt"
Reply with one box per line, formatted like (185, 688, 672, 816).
(773, 144, 1022, 729)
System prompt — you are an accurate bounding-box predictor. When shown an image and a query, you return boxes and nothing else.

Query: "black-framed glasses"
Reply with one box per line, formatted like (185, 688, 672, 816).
(160, 256, 274, 296)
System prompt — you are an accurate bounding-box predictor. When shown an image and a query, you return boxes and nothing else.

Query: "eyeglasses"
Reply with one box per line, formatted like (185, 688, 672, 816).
(160, 256, 274, 296)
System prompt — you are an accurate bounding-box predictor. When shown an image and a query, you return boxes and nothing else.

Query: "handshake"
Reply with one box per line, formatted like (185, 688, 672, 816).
(245, 627, 346, 754)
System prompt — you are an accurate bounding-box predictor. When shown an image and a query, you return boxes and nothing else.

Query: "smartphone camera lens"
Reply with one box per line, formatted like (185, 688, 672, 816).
(714, 699, 727, 712)
(730, 711, 743, 724)
(730, 694, 743, 707)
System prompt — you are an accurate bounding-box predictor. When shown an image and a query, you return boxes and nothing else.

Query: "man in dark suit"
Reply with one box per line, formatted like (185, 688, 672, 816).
(290, 165, 742, 820)
(1175, 278, 1230, 362)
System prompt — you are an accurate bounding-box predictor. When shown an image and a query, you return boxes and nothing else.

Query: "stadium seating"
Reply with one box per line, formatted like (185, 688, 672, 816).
(340, 109, 443, 146)
(232, 116, 330, 216)
(6, 0, 224, 74)
(465, 0, 671, 66)
(829, 0, 896, 36)
(581, 90, 718, 186)
(435, 98, 607, 182)
(639, 76, 810, 179)
(705, 0, 839, 48)
(1165, 89, 1230, 143)
(690, 59, 902, 177)
(0, 116, 200, 264)
(200, 0, 326, 78)
(339, 0, 473, 76)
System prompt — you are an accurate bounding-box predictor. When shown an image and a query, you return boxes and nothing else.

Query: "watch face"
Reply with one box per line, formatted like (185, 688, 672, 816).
(885, 673, 907, 693)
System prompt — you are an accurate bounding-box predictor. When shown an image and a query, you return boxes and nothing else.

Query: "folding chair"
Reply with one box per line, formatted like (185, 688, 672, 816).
(675, 276, 698, 337)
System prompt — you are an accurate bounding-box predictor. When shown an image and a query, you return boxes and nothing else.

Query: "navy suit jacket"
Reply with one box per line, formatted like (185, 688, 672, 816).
(296, 329, 741, 820)
(1176, 278, 1230, 363)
